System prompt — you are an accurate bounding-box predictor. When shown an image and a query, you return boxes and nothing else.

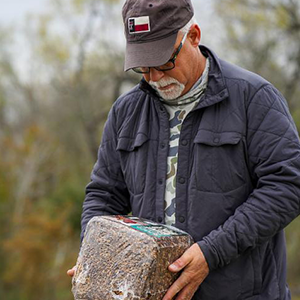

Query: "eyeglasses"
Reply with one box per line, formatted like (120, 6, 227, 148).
(132, 32, 188, 74)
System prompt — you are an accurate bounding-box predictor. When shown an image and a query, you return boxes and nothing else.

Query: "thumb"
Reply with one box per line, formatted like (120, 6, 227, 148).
(168, 247, 194, 273)
(67, 266, 76, 277)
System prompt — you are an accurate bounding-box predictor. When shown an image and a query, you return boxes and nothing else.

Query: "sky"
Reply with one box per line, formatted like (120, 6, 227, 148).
(1, 0, 49, 25)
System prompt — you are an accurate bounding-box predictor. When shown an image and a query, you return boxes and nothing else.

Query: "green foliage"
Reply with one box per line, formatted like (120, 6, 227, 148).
(292, 109, 300, 132)
(286, 218, 300, 287)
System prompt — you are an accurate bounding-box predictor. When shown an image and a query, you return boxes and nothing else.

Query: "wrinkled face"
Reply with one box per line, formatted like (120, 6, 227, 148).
(143, 30, 199, 100)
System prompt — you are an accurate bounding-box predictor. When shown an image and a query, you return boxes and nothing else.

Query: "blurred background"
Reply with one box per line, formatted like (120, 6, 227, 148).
(0, 0, 299, 299)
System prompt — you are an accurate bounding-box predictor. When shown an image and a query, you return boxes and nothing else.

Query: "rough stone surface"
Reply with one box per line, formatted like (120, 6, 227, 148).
(72, 215, 193, 300)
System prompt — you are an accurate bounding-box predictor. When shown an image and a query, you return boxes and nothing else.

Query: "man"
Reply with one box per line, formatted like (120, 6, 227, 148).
(68, 0, 300, 299)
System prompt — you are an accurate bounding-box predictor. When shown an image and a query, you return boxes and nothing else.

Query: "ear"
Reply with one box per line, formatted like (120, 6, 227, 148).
(188, 24, 201, 47)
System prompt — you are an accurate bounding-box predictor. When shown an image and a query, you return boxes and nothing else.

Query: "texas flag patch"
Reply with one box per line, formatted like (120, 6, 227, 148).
(128, 16, 151, 34)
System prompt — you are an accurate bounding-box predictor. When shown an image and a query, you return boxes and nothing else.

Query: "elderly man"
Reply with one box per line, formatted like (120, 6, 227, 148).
(68, 0, 300, 299)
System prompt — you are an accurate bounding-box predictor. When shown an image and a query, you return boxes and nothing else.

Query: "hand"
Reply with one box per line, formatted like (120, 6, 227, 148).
(163, 243, 209, 300)
(67, 266, 76, 277)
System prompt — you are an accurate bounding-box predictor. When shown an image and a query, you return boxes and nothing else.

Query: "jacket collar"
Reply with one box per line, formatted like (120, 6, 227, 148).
(138, 45, 229, 109)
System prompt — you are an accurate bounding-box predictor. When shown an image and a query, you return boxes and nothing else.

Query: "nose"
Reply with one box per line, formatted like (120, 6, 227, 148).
(149, 68, 164, 82)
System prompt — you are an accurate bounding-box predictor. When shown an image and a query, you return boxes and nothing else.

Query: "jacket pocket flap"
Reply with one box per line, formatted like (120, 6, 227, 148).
(194, 130, 242, 146)
(116, 133, 149, 151)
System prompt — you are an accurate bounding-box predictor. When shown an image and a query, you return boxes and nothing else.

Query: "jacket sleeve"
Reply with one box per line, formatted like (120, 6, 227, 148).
(198, 84, 300, 271)
(80, 103, 131, 242)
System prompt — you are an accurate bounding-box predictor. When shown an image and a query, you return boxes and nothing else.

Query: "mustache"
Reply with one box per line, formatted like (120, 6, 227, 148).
(149, 77, 181, 89)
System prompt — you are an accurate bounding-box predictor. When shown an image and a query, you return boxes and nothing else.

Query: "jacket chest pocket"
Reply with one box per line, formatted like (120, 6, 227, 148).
(116, 134, 149, 195)
(193, 131, 246, 193)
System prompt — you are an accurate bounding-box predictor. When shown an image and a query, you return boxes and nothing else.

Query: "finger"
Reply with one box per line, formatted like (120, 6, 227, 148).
(67, 269, 74, 277)
(174, 283, 199, 300)
(67, 266, 76, 277)
(169, 245, 196, 273)
(163, 272, 191, 300)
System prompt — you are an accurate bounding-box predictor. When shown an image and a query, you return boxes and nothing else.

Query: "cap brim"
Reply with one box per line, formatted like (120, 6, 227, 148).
(124, 33, 178, 71)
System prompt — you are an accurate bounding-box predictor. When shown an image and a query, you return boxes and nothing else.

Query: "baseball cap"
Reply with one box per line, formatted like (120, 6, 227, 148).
(122, 0, 194, 71)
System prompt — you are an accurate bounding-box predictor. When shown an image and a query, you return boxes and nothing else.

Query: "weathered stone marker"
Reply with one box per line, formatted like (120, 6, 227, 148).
(72, 215, 193, 300)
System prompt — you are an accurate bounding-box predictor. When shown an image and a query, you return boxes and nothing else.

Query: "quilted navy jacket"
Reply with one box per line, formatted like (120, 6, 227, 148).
(81, 46, 300, 300)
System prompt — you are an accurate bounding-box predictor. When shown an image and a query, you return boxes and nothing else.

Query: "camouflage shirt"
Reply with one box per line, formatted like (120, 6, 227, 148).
(161, 58, 210, 226)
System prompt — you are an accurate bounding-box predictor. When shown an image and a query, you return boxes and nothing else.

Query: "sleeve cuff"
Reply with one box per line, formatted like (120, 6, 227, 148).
(197, 239, 220, 271)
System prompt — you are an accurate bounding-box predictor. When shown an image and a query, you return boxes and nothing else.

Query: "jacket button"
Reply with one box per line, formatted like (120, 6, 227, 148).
(157, 217, 163, 223)
(178, 216, 185, 223)
(159, 106, 164, 112)
(181, 139, 188, 146)
(158, 179, 163, 185)
(213, 137, 220, 144)
(160, 143, 166, 149)
(179, 177, 185, 184)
